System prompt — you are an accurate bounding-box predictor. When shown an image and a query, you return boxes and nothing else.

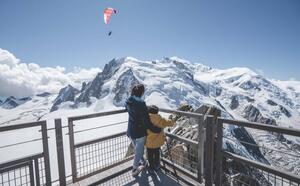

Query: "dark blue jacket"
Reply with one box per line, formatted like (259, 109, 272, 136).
(125, 96, 161, 139)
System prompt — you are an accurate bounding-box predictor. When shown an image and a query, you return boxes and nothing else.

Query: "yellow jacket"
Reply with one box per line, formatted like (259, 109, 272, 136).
(145, 114, 175, 149)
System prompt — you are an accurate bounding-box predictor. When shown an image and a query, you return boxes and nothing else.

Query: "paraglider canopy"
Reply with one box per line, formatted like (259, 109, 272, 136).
(104, 7, 117, 25)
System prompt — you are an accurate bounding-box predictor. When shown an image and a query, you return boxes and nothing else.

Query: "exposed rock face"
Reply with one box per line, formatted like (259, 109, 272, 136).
(36, 92, 51, 97)
(279, 105, 291, 117)
(50, 85, 79, 112)
(230, 95, 239, 110)
(267, 99, 278, 106)
(243, 104, 276, 126)
(232, 127, 268, 163)
(74, 73, 104, 105)
(245, 96, 255, 103)
(242, 104, 293, 146)
(113, 69, 139, 106)
(239, 80, 261, 91)
(81, 82, 87, 92)
(1, 97, 18, 109)
(19, 97, 31, 101)
(75, 58, 120, 105)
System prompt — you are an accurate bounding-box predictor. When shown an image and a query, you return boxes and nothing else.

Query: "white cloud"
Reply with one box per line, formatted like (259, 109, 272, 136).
(288, 77, 296, 81)
(255, 69, 264, 76)
(0, 48, 101, 98)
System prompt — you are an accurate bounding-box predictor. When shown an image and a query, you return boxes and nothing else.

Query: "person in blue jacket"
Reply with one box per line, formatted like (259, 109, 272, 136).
(125, 84, 161, 176)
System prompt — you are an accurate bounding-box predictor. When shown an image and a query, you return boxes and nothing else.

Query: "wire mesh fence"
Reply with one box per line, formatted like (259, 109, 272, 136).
(75, 133, 131, 178)
(0, 162, 32, 186)
(161, 137, 199, 176)
(223, 159, 300, 186)
(0, 156, 48, 186)
(0, 121, 51, 186)
(217, 118, 300, 186)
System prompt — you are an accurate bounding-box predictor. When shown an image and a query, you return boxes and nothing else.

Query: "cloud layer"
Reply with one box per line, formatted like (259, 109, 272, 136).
(0, 48, 101, 98)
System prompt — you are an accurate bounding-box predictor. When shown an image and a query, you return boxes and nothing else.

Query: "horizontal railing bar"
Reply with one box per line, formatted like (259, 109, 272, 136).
(41, 125, 70, 131)
(161, 157, 198, 181)
(0, 161, 31, 174)
(219, 118, 300, 138)
(51, 174, 72, 184)
(69, 109, 127, 121)
(74, 131, 127, 148)
(223, 136, 300, 158)
(0, 121, 45, 132)
(159, 108, 205, 118)
(223, 151, 300, 184)
(0, 137, 43, 149)
(0, 153, 44, 170)
(165, 132, 198, 147)
(90, 166, 132, 185)
(73, 121, 127, 134)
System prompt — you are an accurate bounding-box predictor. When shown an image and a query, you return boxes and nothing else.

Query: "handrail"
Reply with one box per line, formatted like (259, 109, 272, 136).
(0, 153, 44, 170)
(159, 108, 205, 118)
(69, 109, 127, 121)
(0, 120, 45, 132)
(165, 132, 198, 147)
(74, 131, 127, 148)
(219, 117, 300, 137)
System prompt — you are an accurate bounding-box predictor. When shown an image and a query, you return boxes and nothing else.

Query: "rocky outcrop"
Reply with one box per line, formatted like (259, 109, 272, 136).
(1, 96, 27, 109)
(239, 80, 261, 91)
(19, 97, 31, 102)
(279, 105, 291, 117)
(36, 92, 51, 97)
(230, 95, 239, 110)
(267, 99, 277, 106)
(245, 96, 255, 103)
(113, 69, 139, 106)
(80, 82, 87, 92)
(75, 58, 121, 106)
(50, 85, 79, 112)
(243, 104, 276, 126)
(74, 73, 104, 105)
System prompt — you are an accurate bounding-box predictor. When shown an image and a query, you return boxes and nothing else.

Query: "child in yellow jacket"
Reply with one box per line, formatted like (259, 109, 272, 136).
(146, 105, 175, 172)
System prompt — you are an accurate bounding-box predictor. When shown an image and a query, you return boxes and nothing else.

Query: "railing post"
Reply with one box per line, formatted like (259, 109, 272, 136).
(68, 118, 78, 183)
(55, 119, 66, 186)
(41, 121, 52, 186)
(205, 116, 214, 186)
(215, 118, 223, 186)
(197, 115, 205, 183)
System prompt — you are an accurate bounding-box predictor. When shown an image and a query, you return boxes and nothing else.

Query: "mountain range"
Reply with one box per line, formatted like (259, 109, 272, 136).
(0, 56, 300, 176)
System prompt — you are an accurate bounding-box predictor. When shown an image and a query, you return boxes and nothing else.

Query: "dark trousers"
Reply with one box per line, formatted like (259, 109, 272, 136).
(147, 148, 160, 168)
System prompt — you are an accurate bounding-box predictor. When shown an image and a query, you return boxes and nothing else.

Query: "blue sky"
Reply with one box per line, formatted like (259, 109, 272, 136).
(0, 0, 299, 80)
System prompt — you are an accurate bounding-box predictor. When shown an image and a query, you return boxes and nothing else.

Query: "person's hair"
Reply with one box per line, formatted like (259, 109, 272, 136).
(131, 84, 145, 97)
(148, 105, 159, 114)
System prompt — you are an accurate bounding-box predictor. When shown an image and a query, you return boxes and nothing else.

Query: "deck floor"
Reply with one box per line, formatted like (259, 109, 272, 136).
(69, 160, 203, 186)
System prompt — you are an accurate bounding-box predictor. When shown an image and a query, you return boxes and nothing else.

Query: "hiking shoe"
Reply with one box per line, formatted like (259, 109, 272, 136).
(148, 167, 156, 175)
(154, 164, 161, 172)
(132, 167, 142, 177)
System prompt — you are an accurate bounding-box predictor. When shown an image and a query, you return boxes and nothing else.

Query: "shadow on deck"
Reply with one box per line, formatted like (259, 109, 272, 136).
(70, 160, 201, 186)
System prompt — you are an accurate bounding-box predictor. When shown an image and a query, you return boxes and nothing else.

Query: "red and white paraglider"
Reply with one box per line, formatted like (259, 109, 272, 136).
(104, 7, 117, 36)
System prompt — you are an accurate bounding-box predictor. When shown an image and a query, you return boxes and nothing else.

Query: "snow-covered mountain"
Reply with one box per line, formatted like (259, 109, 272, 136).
(1, 56, 300, 176)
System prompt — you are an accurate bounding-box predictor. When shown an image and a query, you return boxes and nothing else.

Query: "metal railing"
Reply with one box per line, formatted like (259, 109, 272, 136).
(0, 121, 51, 186)
(215, 117, 300, 186)
(157, 108, 203, 183)
(1, 107, 300, 186)
(67, 109, 132, 183)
